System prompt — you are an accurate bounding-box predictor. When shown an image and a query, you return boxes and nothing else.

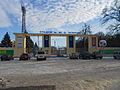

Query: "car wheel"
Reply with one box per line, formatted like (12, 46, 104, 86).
(1, 58, 3, 61)
(116, 57, 119, 59)
(88, 57, 91, 59)
(1, 58, 5, 61)
(82, 57, 84, 59)
(114, 56, 116, 59)
(44, 57, 46, 60)
(100, 57, 102, 59)
(83, 57, 86, 59)
(93, 57, 96, 59)
(37, 58, 40, 61)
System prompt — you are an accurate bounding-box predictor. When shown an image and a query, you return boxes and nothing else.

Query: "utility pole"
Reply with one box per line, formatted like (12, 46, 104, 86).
(21, 4, 29, 53)
(54, 40, 56, 47)
(38, 36, 39, 49)
(21, 4, 27, 33)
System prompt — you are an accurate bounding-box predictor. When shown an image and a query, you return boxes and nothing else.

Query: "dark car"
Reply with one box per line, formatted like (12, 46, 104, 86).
(113, 51, 120, 59)
(91, 52, 103, 59)
(69, 53, 79, 59)
(19, 53, 30, 60)
(80, 52, 91, 59)
(1, 54, 14, 61)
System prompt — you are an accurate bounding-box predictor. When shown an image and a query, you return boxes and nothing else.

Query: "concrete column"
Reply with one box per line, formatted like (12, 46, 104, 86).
(88, 36, 98, 53)
(96, 36, 99, 51)
(88, 37, 92, 53)
(23, 36, 27, 53)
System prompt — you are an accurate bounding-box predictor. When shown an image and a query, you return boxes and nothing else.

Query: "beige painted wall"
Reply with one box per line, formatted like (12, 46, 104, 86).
(14, 36, 26, 57)
(88, 37, 99, 53)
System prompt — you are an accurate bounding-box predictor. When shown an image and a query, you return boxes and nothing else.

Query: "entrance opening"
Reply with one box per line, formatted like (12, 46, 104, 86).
(75, 37, 88, 53)
(26, 36, 42, 57)
(51, 36, 66, 56)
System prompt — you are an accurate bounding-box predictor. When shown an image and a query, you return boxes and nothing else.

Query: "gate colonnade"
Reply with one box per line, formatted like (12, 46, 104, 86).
(14, 33, 98, 57)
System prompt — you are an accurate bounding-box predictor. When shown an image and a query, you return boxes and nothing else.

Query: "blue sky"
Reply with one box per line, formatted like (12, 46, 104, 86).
(0, 0, 114, 47)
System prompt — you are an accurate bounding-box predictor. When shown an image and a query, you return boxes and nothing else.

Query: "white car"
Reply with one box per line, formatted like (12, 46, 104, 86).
(36, 51, 46, 60)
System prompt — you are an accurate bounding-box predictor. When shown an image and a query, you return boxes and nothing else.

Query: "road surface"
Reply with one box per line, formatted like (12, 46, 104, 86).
(0, 58, 120, 90)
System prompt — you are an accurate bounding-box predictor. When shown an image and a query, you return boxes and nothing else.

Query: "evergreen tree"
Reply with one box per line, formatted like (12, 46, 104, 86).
(33, 42, 39, 56)
(1, 32, 12, 47)
(26, 36, 34, 53)
(34, 42, 39, 49)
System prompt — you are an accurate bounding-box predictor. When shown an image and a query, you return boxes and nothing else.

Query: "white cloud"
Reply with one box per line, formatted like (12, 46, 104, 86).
(0, 0, 21, 27)
(0, 0, 114, 33)
(25, 0, 114, 32)
(0, 8, 11, 27)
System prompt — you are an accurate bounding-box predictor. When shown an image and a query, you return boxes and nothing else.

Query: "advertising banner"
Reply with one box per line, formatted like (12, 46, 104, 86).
(92, 37, 96, 47)
(69, 36, 74, 48)
(44, 35, 49, 48)
(17, 36, 23, 48)
(0, 50, 14, 55)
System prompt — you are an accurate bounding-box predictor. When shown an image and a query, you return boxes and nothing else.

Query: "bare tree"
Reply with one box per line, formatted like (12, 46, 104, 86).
(95, 32, 105, 40)
(102, 0, 120, 34)
(77, 23, 92, 52)
(79, 23, 92, 35)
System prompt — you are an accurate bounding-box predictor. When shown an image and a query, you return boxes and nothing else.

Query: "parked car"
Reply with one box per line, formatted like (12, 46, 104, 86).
(91, 52, 103, 59)
(80, 52, 91, 59)
(1, 54, 14, 61)
(69, 53, 79, 59)
(36, 50, 46, 60)
(113, 51, 120, 59)
(19, 53, 30, 60)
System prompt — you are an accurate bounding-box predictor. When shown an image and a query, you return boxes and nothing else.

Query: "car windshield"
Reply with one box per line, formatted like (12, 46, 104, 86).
(38, 51, 45, 54)
(71, 53, 75, 55)
(114, 52, 119, 54)
(22, 54, 28, 56)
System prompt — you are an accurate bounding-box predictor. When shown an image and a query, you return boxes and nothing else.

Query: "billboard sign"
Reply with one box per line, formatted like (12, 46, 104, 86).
(92, 37, 96, 47)
(69, 36, 74, 48)
(39, 31, 80, 35)
(0, 50, 14, 55)
(44, 35, 49, 48)
(17, 36, 23, 48)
